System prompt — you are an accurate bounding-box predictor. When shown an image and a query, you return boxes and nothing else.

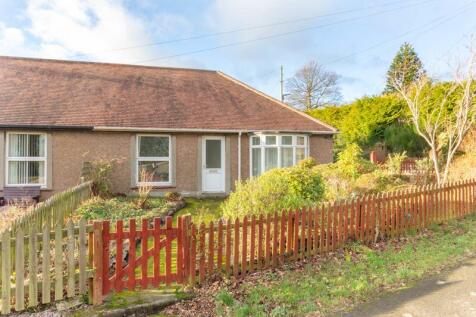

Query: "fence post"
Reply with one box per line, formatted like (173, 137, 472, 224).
(184, 215, 191, 283)
(54, 221, 63, 302)
(92, 222, 103, 305)
(250, 216, 256, 271)
(15, 229, 25, 311)
(242, 216, 248, 274)
(217, 218, 224, 272)
(1, 230, 11, 314)
(225, 219, 231, 275)
(179, 216, 187, 284)
(190, 223, 197, 285)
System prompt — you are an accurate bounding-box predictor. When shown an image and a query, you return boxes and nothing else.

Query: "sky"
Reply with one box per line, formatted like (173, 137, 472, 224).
(0, 0, 475, 103)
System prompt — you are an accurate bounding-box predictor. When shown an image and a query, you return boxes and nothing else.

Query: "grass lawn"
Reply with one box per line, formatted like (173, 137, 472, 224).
(174, 197, 225, 224)
(165, 212, 476, 317)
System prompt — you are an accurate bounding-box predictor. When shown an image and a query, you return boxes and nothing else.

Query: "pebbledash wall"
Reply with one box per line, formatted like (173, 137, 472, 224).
(0, 130, 333, 199)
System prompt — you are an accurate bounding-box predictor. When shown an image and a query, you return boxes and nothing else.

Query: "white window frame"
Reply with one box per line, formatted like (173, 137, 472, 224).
(249, 134, 309, 177)
(136, 134, 172, 186)
(5, 132, 47, 187)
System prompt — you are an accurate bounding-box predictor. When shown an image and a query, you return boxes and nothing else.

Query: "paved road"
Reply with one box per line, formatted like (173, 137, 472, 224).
(340, 257, 476, 317)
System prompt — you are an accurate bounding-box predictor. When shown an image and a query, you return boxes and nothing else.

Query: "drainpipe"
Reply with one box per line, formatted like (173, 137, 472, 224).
(238, 131, 242, 181)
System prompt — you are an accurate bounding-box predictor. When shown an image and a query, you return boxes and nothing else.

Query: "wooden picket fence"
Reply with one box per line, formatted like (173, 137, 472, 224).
(0, 219, 93, 314)
(0, 182, 94, 314)
(10, 182, 92, 234)
(2, 179, 476, 313)
(179, 179, 476, 284)
(400, 158, 417, 175)
(90, 179, 476, 305)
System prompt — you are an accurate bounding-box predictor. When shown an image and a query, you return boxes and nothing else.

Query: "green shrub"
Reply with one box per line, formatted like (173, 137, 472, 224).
(221, 159, 325, 219)
(316, 160, 407, 200)
(351, 169, 407, 195)
(164, 191, 182, 202)
(76, 196, 153, 221)
(81, 159, 121, 197)
(314, 163, 353, 200)
(385, 151, 407, 175)
(415, 157, 434, 185)
(384, 123, 427, 157)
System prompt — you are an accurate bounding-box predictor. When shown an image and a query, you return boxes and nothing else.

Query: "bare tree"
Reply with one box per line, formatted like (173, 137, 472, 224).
(286, 60, 342, 110)
(391, 45, 476, 184)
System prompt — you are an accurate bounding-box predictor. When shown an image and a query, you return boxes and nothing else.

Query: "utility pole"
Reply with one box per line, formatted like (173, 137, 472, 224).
(280, 65, 284, 102)
(280, 65, 290, 102)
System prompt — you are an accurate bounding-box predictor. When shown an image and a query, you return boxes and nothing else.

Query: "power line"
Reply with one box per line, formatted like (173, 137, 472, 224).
(324, 1, 476, 66)
(134, 0, 440, 64)
(69, 0, 440, 59)
(434, 22, 476, 62)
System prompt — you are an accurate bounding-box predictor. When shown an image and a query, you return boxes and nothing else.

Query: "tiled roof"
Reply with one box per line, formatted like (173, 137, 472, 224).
(0, 56, 336, 133)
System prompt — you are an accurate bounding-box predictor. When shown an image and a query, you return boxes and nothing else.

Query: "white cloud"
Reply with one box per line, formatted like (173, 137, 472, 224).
(24, 0, 158, 62)
(0, 23, 28, 56)
(0, 0, 203, 69)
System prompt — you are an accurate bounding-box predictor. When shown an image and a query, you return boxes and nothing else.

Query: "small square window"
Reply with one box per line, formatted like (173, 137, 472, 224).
(281, 136, 293, 145)
(265, 136, 277, 145)
(297, 136, 306, 146)
(252, 136, 260, 146)
(139, 136, 169, 157)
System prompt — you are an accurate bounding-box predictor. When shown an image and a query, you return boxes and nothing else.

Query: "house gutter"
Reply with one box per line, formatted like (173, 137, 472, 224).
(0, 124, 93, 131)
(92, 126, 338, 135)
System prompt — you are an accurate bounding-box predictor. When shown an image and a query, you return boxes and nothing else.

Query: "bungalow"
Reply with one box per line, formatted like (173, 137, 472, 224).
(0, 56, 337, 199)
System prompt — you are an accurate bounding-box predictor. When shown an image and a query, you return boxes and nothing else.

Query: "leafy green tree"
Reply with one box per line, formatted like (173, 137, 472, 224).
(307, 94, 405, 152)
(385, 42, 425, 93)
(384, 123, 428, 157)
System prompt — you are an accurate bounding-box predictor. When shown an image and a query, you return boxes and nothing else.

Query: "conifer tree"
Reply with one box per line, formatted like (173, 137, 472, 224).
(385, 42, 425, 93)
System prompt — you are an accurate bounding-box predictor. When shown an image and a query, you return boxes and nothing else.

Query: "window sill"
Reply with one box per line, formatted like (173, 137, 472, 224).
(130, 185, 176, 190)
(4, 185, 51, 191)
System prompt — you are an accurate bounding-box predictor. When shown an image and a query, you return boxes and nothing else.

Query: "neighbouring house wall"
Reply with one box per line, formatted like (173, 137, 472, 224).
(310, 135, 334, 164)
(0, 131, 333, 200)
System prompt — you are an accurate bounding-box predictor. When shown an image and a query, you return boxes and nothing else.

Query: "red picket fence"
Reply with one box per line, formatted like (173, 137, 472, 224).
(91, 179, 476, 304)
(401, 158, 417, 175)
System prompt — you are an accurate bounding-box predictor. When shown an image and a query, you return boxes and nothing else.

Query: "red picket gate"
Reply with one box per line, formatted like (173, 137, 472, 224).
(92, 216, 190, 302)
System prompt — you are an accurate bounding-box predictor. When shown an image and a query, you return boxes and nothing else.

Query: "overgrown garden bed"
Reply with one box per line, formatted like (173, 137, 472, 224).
(74, 152, 421, 224)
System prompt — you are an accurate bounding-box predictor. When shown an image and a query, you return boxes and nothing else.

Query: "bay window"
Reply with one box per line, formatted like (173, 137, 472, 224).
(250, 134, 309, 176)
(136, 135, 171, 185)
(6, 133, 47, 186)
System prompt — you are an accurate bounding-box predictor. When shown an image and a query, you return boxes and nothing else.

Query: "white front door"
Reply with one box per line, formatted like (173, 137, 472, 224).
(202, 136, 225, 193)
